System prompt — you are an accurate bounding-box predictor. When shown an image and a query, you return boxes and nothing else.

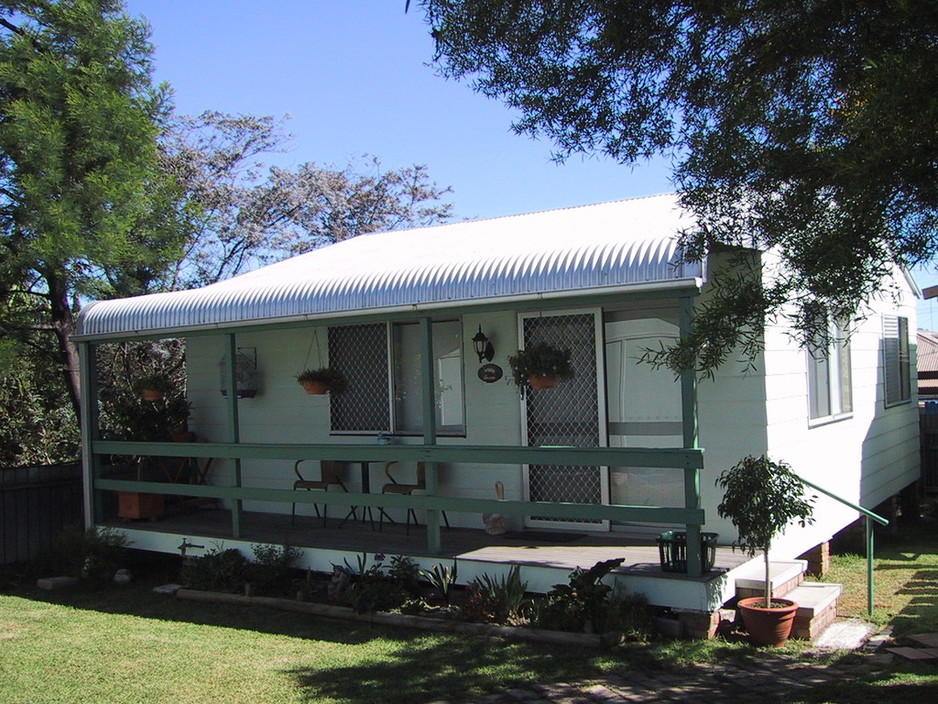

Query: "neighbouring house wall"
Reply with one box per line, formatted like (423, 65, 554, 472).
(186, 311, 527, 530)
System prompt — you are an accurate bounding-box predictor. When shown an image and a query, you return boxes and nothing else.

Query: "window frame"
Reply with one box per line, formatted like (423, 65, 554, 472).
(883, 314, 912, 408)
(329, 319, 466, 436)
(807, 316, 853, 426)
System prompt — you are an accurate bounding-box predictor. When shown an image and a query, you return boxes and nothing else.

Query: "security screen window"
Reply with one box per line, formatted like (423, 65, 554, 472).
(329, 320, 465, 434)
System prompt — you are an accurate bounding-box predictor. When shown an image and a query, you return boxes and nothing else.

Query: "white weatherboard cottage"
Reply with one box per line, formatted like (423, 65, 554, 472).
(75, 193, 920, 633)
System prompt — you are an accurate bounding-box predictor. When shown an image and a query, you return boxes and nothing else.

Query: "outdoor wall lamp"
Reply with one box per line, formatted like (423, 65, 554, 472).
(472, 326, 495, 364)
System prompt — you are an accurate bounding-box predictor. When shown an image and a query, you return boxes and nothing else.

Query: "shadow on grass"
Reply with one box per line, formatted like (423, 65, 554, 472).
(791, 654, 938, 704)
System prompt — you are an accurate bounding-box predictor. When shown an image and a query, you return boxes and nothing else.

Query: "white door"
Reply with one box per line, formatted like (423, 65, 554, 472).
(604, 316, 684, 528)
(520, 310, 609, 531)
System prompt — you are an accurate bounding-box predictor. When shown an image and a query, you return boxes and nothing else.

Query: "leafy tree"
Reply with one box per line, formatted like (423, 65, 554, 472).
(0, 0, 185, 424)
(1, 3, 454, 462)
(418, 0, 938, 372)
(159, 111, 454, 289)
(0, 331, 79, 466)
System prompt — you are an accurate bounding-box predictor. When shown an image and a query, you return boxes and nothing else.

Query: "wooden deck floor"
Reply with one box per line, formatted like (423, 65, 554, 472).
(105, 504, 750, 581)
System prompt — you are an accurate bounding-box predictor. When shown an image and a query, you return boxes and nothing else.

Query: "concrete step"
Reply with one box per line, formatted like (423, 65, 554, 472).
(734, 560, 807, 599)
(729, 578, 844, 642)
(786, 582, 843, 640)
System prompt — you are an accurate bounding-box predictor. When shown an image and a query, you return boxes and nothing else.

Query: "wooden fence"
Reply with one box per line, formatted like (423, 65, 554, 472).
(1, 463, 84, 566)
(920, 409, 938, 494)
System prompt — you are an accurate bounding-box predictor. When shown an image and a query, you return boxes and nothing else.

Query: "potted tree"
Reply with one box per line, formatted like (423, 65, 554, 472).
(716, 454, 816, 647)
(296, 367, 347, 395)
(507, 341, 574, 392)
(133, 373, 173, 401)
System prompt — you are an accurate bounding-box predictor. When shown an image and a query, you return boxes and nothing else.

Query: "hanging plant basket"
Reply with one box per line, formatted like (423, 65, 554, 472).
(507, 342, 574, 393)
(296, 368, 346, 395)
(134, 373, 173, 401)
(301, 379, 329, 395)
(528, 374, 561, 390)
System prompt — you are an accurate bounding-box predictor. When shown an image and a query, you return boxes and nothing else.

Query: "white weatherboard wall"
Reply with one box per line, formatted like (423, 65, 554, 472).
(696, 261, 920, 560)
(185, 313, 530, 531)
(763, 279, 919, 560)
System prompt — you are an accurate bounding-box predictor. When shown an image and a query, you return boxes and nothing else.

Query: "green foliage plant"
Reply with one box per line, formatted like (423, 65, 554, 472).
(507, 342, 574, 392)
(423, 2, 938, 376)
(133, 373, 173, 395)
(337, 553, 407, 614)
(183, 545, 247, 593)
(0, 0, 186, 422)
(533, 558, 625, 633)
(245, 543, 301, 597)
(461, 564, 530, 624)
(387, 554, 421, 593)
(716, 455, 816, 607)
(295, 367, 347, 394)
(419, 562, 458, 605)
(57, 525, 131, 583)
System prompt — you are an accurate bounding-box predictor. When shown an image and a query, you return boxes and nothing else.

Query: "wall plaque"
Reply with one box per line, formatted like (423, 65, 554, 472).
(478, 363, 503, 383)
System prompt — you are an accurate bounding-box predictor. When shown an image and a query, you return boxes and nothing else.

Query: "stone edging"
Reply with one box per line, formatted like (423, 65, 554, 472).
(175, 588, 620, 649)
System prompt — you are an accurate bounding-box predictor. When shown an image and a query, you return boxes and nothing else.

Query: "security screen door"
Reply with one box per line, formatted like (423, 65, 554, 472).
(520, 311, 609, 530)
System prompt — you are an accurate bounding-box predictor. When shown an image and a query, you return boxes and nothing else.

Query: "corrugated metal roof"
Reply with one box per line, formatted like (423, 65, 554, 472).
(918, 330, 938, 375)
(75, 194, 702, 340)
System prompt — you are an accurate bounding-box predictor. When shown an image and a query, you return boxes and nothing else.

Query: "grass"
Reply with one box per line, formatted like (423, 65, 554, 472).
(1, 518, 938, 703)
(822, 515, 938, 636)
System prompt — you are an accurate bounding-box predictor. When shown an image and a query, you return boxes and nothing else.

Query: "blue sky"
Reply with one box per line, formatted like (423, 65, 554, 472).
(126, 0, 672, 222)
(126, 0, 938, 327)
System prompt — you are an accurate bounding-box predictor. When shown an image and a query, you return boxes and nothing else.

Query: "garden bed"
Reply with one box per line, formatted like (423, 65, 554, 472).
(174, 587, 625, 649)
(173, 547, 655, 648)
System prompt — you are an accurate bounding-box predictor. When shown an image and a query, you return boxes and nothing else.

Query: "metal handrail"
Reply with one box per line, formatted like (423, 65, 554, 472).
(797, 476, 888, 616)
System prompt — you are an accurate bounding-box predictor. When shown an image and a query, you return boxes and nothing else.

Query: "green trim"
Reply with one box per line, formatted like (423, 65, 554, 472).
(78, 342, 100, 526)
(93, 478, 706, 524)
(225, 334, 243, 537)
(419, 316, 441, 553)
(679, 296, 702, 576)
(93, 440, 704, 469)
(797, 475, 887, 617)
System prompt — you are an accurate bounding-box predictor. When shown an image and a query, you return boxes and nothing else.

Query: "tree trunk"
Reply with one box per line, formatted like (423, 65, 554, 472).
(48, 281, 82, 428)
(763, 549, 771, 607)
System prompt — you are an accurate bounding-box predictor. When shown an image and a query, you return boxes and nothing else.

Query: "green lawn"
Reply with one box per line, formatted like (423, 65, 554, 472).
(2, 518, 938, 704)
(823, 516, 938, 636)
(0, 573, 626, 704)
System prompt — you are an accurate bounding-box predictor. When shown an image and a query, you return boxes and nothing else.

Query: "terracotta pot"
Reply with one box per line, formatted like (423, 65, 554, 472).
(301, 380, 329, 395)
(117, 491, 164, 521)
(528, 374, 560, 390)
(141, 388, 164, 401)
(737, 596, 798, 647)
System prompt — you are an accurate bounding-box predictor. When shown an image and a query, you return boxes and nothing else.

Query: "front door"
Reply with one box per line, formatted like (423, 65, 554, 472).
(520, 310, 608, 530)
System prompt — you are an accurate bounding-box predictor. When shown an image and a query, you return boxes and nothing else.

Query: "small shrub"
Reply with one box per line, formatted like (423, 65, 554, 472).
(183, 546, 247, 592)
(460, 565, 530, 624)
(245, 543, 301, 596)
(58, 525, 131, 582)
(419, 562, 458, 604)
(387, 554, 421, 594)
(532, 558, 626, 633)
(338, 553, 407, 614)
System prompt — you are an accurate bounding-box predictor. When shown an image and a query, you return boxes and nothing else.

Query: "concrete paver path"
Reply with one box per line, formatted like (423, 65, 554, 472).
(432, 648, 899, 703)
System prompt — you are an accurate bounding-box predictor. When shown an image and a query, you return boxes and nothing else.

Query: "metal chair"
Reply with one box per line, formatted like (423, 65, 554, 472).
(292, 460, 350, 526)
(379, 462, 449, 534)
